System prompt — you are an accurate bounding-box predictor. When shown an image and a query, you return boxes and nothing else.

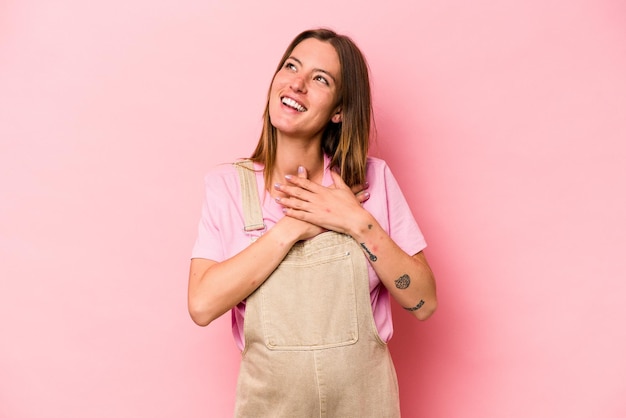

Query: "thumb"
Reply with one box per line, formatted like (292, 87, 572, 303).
(297, 165, 308, 179)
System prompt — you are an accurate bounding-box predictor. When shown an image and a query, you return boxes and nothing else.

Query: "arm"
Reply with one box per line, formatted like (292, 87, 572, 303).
(345, 217, 437, 320)
(188, 168, 370, 326)
(188, 215, 323, 326)
(276, 170, 437, 320)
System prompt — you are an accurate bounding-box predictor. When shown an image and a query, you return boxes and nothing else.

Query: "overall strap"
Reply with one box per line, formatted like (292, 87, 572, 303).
(233, 159, 266, 232)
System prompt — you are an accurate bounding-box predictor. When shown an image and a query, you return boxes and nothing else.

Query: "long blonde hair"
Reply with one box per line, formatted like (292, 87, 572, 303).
(250, 28, 372, 188)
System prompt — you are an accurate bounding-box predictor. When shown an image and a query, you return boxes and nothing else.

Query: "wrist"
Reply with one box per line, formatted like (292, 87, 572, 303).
(266, 220, 301, 248)
(346, 211, 377, 241)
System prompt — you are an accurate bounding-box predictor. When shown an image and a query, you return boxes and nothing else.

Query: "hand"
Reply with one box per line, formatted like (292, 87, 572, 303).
(350, 180, 371, 205)
(274, 166, 326, 242)
(275, 167, 370, 235)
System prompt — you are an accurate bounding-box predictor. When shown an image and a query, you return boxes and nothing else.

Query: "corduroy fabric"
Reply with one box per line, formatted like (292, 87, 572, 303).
(233, 162, 400, 418)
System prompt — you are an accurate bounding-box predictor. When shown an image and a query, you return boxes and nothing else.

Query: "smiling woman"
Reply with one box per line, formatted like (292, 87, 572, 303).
(267, 38, 342, 147)
(187, 28, 437, 417)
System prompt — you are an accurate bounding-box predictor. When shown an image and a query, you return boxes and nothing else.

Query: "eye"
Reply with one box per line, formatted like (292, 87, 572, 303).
(314, 75, 329, 85)
(284, 62, 297, 71)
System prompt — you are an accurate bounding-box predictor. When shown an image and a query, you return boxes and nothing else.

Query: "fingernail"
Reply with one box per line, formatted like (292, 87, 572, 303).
(274, 183, 281, 190)
(274, 197, 281, 203)
(298, 166, 304, 174)
(285, 174, 293, 180)
(364, 192, 370, 199)
(364, 181, 369, 188)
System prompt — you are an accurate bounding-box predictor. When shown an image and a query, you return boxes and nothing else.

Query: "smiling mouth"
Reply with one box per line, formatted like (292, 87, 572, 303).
(281, 97, 307, 112)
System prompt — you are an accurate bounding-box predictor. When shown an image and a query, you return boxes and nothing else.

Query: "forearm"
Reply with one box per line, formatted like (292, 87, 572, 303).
(188, 223, 299, 326)
(347, 211, 437, 320)
(274, 170, 436, 318)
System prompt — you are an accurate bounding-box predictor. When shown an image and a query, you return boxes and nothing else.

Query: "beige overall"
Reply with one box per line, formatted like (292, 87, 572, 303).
(233, 161, 401, 418)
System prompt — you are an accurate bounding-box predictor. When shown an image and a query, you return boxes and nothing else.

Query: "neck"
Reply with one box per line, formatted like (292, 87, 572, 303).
(273, 134, 325, 185)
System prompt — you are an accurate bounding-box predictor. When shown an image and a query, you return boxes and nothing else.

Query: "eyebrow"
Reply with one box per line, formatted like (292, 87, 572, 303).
(288, 56, 338, 84)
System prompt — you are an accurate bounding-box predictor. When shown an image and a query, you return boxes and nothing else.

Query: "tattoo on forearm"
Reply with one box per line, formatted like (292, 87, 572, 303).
(404, 299, 425, 312)
(360, 243, 378, 262)
(395, 274, 411, 289)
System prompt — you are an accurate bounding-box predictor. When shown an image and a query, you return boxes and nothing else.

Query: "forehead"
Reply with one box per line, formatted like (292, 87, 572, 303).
(290, 38, 341, 79)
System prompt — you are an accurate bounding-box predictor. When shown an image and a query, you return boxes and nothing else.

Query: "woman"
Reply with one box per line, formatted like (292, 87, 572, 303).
(188, 28, 437, 417)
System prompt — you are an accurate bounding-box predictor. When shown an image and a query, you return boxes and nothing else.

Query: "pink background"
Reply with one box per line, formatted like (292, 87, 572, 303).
(1, 0, 625, 417)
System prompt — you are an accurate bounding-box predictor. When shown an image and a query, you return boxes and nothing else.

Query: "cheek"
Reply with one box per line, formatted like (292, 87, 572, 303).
(270, 73, 288, 92)
(267, 79, 284, 116)
(316, 93, 339, 117)
(268, 99, 280, 123)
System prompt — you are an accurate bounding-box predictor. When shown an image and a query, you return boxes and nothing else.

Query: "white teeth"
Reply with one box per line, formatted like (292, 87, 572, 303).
(281, 97, 306, 112)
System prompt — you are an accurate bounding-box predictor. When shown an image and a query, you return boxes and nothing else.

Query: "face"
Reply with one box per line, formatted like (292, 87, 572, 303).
(268, 38, 342, 140)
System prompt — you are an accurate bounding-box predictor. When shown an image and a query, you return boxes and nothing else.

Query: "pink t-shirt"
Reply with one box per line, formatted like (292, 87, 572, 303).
(192, 155, 427, 351)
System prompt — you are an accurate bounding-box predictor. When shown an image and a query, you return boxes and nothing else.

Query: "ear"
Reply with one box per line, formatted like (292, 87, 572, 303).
(331, 107, 342, 123)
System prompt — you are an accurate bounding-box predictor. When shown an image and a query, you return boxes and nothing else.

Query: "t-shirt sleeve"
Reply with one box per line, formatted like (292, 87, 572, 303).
(191, 172, 226, 261)
(381, 161, 427, 256)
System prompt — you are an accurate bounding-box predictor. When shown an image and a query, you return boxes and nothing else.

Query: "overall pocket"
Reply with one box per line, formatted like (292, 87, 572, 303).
(260, 237, 359, 350)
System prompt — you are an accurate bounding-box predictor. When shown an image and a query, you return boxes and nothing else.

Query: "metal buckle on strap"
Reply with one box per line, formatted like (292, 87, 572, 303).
(244, 223, 267, 242)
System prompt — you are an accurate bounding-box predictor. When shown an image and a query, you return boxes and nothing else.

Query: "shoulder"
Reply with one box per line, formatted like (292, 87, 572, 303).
(201, 160, 267, 199)
(203, 162, 238, 180)
(200, 162, 244, 200)
(366, 156, 388, 169)
(366, 156, 392, 174)
(364, 156, 406, 196)
(202, 161, 255, 186)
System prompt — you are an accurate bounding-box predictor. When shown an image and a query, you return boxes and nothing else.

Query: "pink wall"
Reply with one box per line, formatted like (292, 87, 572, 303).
(1, 0, 625, 417)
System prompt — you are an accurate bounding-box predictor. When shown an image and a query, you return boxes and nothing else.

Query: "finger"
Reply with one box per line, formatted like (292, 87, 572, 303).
(277, 195, 308, 210)
(330, 171, 351, 190)
(297, 165, 308, 179)
(350, 180, 369, 194)
(275, 181, 313, 201)
(284, 174, 320, 193)
(356, 191, 371, 204)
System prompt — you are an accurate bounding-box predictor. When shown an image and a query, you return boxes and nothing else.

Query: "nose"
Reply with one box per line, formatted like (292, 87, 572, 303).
(290, 75, 307, 93)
